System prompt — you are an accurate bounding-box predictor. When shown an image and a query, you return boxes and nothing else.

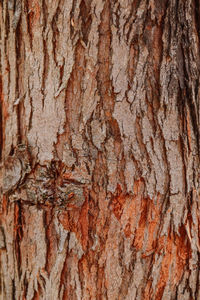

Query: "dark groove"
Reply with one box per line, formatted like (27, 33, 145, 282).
(15, 18, 22, 144)
(15, 201, 23, 277)
(194, 0, 200, 42)
(12, 279, 15, 300)
(79, 0, 92, 45)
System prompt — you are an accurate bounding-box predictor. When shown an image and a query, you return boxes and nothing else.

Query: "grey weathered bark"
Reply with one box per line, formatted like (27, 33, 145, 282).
(0, 0, 200, 299)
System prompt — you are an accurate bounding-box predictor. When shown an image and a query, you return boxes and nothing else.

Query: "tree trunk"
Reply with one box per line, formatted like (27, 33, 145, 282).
(0, 0, 200, 299)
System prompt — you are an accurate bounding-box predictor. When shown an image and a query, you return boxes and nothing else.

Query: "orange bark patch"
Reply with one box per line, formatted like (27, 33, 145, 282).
(174, 225, 191, 284)
(111, 184, 126, 220)
(155, 233, 173, 300)
(32, 290, 40, 300)
(78, 199, 89, 251)
(120, 184, 162, 254)
(62, 172, 73, 180)
(2, 100, 9, 121)
(58, 194, 89, 250)
(111, 181, 163, 260)
(121, 197, 137, 238)
(133, 197, 148, 249)
(145, 195, 162, 253)
(124, 222, 132, 238)
(155, 226, 191, 299)
(28, 0, 41, 27)
(0, 76, 9, 120)
(78, 254, 98, 298)
(143, 279, 153, 300)
(111, 179, 148, 245)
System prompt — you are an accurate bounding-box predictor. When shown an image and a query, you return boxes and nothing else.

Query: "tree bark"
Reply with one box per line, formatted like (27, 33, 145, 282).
(0, 0, 200, 299)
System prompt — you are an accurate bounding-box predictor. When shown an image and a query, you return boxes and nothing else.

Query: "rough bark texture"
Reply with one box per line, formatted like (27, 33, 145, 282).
(0, 0, 200, 299)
